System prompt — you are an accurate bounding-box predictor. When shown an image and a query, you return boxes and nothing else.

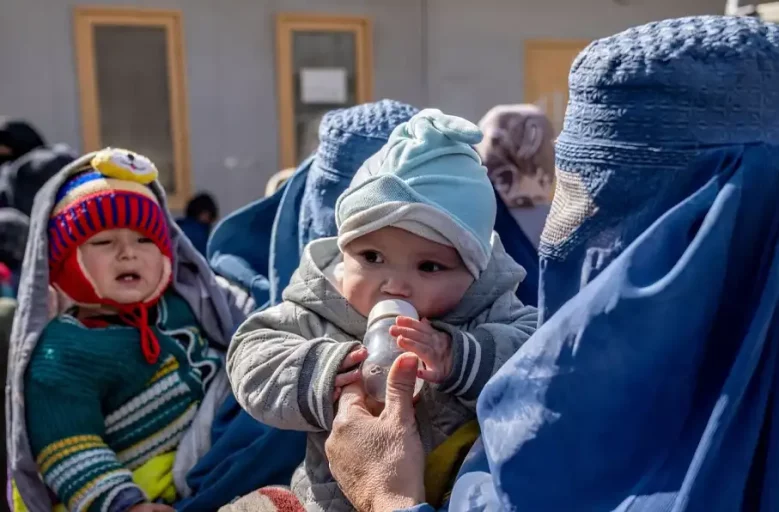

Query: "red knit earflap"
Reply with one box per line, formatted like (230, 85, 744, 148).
(52, 249, 171, 365)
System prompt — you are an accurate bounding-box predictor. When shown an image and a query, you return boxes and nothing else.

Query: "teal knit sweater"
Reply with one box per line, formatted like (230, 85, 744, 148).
(24, 291, 223, 512)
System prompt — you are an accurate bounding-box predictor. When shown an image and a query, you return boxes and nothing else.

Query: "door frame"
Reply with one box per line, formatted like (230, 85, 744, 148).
(523, 39, 589, 133)
(275, 13, 374, 170)
(72, 5, 192, 210)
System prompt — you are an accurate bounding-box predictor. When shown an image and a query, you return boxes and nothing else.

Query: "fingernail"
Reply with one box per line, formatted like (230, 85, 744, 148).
(399, 355, 417, 370)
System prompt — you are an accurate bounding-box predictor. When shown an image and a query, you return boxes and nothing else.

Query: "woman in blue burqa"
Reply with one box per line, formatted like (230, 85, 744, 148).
(324, 15, 779, 512)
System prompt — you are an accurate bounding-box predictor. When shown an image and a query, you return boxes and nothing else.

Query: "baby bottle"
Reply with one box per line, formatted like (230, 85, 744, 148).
(361, 299, 424, 403)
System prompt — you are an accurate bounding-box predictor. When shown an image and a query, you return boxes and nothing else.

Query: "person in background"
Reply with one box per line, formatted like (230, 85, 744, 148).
(177, 192, 219, 257)
(0, 120, 75, 298)
(476, 105, 555, 248)
(0, 122, 74, 509)
(0, 209, 25, 512)
(0, 208, 30, 294)
(0, 119, 76, 217)
(0, 119, 46, 167)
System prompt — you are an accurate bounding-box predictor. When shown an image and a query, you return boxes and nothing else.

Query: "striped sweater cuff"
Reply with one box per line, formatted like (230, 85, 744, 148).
(103, 484, 147, 512)
(37, 436, 139, 512)
(437, 328, 495, 401)
(297, 340, 361, 430)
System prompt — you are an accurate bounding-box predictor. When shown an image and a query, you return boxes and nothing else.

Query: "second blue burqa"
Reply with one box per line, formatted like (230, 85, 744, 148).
(437, 15, 779, 512)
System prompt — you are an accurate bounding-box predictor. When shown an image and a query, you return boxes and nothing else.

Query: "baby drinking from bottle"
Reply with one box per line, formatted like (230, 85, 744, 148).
(227, 109, 538, 512)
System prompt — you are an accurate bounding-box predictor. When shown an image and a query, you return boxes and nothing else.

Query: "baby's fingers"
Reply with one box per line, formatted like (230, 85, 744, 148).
(334, 367, 362, 388)
(339, 347, 368, 371)
(397, 337, 437, 367)
(395, 316, 434, 333)
(390, 325, 430, 344)
(417, 367, 445, 384)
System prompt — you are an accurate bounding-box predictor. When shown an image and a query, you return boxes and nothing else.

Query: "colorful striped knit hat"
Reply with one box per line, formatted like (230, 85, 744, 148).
(48, 147, 172, 363)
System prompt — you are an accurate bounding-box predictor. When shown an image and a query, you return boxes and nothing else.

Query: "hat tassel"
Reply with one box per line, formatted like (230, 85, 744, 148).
(119, 306, 160, 364)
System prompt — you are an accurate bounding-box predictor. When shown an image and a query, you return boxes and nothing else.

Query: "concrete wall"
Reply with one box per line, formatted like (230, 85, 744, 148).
(0, 0, 724, 214)
(425, 0, 727, 124)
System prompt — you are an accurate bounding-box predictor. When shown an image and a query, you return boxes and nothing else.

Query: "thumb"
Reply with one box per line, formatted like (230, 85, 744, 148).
(382, 352, 419, 420)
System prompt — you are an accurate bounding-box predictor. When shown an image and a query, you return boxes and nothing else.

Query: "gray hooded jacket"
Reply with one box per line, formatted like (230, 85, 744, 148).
(6, 152, 254, 511)
(227, 232, 537, 512)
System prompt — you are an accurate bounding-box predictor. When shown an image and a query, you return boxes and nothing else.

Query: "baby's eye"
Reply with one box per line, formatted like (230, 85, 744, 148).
(138, 237, 154, 244)
(360, 250, 384, 264)
(89, 239, 112, 246)
(419, 261, 446, 273)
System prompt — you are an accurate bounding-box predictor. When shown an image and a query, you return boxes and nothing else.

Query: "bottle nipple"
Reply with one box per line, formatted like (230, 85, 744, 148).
(366, 299, 418, 328)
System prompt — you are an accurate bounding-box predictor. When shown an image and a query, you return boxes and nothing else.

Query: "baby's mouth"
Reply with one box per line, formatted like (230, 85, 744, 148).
(116, 272, 141, 283)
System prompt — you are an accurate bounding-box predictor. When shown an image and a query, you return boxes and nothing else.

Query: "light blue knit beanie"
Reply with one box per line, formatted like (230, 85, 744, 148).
(335, 109, 496, 277)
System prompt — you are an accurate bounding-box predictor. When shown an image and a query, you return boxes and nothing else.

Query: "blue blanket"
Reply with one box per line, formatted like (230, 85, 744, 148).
(176, 394, 306, 512)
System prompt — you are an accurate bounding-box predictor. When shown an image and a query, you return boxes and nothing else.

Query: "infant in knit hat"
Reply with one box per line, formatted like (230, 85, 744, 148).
(20, 148, 224, 512)
(228, 109, 538, 512)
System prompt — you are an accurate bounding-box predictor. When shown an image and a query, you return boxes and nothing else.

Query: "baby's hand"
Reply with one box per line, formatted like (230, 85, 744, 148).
(333, 347, 368, 402)
(391, 317, 452, 384)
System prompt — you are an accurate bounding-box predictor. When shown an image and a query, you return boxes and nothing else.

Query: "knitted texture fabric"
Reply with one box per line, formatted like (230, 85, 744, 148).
(314, 99, 422, 177)
(47, 148, 174, 365)
(48, 164, 172, 300)
(335, 109, 496, 277)
(24, 291, 222, 512)
(48, 170, 171, 308)
(545, 15, 779, 260)
(218, 487, 305, 512)
(300, 100, 420, 249)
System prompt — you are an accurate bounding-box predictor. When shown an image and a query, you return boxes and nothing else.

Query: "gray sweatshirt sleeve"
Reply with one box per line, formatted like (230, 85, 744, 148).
(227, 301, 360, 432)
(433, 292, 538, 410)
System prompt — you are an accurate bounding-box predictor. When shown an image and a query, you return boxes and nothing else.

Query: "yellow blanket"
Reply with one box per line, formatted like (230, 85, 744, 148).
(424, 421, 481, 509)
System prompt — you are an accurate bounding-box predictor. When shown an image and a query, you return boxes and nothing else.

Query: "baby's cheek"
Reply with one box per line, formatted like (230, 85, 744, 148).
(421, 281, 471, 318)
(89, 266, 114, 295)
(148, 254, 167, 280)
(341, 273, 374, 318)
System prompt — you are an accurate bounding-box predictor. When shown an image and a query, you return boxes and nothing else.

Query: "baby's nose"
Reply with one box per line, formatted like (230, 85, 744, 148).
(381, 276, 412, 297)
(117, 243, 137, 259)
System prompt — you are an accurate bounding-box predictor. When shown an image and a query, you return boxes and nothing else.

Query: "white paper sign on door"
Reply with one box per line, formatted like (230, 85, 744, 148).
(300, 68, 348, 104)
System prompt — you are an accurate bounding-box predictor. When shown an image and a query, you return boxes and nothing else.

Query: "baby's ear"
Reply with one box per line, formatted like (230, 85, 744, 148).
(47, 285, 72, 320)
(47, 285, 59, 320)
